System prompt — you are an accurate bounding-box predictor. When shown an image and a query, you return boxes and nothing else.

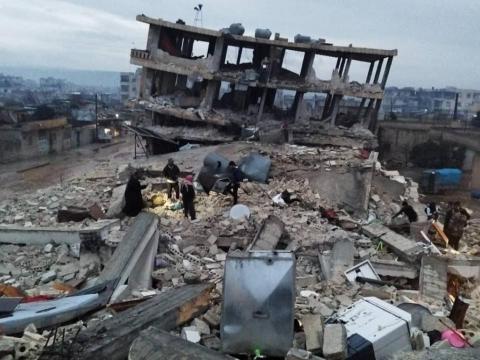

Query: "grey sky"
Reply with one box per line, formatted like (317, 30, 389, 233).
(0, 0, 479, 88)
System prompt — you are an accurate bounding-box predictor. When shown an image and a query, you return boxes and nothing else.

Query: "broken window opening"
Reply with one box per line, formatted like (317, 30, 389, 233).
(281, 50, 304, 77)
(346, 60, 372, 84)
(191, 40, 210, 59)
(312, 55, 338, 81)
(215, 81, 251, 112)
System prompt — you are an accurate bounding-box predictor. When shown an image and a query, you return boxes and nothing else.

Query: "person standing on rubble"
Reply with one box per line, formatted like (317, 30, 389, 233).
(163, 158, 180, 200)
(444, 201, 470, 250)
(425, 202, 439, 221)
(123, 170, 146, 217)
(392, 200, 418, 223)
(181, 175, 196, 220)
(227, 161, 243, 205)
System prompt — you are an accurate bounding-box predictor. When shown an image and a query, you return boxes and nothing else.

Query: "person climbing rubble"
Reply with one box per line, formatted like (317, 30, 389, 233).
(444, 201, 470, 250)
(226, 161, 243, 205)
(392, 200, 418, 223)
(123, 170, 147, 217)
(163, 158, 180, 200)
(181, 175, 196, 221)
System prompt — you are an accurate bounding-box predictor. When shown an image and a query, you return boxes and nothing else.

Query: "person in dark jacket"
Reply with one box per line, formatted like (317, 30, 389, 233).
(425, 202, 439, 221)
(444, 201, 470, 250)
(392, 200, 418, 223)
(227, 161, 243, 205)
(163, 158, 180, 200)
(123, 171, 146, 217)
(181, 175, 196, 220)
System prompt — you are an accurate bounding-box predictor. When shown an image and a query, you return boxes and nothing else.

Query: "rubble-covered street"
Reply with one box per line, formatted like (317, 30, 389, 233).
(1, 137, 479, 359)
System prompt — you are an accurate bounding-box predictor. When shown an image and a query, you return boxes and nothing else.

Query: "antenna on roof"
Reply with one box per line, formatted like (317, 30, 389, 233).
(194, 4, 203, 27)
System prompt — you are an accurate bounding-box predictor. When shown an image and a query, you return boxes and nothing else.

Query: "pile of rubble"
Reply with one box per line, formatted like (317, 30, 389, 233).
(0, 141, 479, 359)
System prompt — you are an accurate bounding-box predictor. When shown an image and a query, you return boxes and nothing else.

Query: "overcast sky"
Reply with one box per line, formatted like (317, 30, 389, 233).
(0, 0, 479, 88)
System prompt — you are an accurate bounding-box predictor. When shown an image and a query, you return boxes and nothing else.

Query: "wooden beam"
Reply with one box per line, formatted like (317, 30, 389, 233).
(129, 326, 235, 360)
(72, 284, 213, 360)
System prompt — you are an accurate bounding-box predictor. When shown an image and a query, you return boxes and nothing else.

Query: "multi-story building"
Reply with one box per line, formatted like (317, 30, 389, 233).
(130, 15, 396, 132)
(120, 69, 141, 103)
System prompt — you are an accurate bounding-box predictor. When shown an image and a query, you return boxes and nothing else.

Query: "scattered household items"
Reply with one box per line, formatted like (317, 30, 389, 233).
(229, 204, 251, 220)
(329, 297, 413, 359)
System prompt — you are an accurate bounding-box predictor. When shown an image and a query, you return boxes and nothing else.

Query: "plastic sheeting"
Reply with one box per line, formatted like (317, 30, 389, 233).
(239, 153, 271, 184)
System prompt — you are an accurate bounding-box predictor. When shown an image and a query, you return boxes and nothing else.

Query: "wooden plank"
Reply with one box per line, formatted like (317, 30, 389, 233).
(432, 222, 449, 247)
(72, 284, 213, 360)
(129, 326, 235, 360)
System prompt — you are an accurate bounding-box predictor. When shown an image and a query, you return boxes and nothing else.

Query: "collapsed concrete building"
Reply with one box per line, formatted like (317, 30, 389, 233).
(130, 15, 397, 142)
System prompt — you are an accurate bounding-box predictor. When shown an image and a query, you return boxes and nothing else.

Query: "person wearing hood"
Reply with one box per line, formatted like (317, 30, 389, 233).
(181, 175, 196, 220)
(163, 158, 180, 200)
(123, 170, 147, 217)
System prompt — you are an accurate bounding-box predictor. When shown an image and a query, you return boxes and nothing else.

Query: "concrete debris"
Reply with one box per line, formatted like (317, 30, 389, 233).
(322, 324, 347, 360)
(0, 135, 478, 359)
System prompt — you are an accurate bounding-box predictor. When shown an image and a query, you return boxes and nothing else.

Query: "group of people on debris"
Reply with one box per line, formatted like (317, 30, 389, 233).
(122, 158, 243, 221)
(391, 199, 470, 250)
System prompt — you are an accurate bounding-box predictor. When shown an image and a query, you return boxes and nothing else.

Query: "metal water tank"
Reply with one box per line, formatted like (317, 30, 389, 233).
(255, 28, 272, 39)
(294, 34, 312, 44)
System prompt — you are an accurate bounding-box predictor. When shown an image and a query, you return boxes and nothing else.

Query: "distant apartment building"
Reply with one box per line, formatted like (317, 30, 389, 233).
(0, 108, 95, 163)
(120, 69, 141, 103)
(382, 87, 480, 119)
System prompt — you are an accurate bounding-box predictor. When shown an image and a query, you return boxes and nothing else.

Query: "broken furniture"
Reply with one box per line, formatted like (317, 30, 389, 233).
(329, 297, 412, 360)
(221, 251, 295, 357)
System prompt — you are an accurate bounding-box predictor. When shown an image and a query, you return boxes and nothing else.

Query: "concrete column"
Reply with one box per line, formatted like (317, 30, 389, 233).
(142, 68, 155, 98)
(330, 94, 342, 126)
(471, 152, 480, 189)
(146, 25, 161, 53)
(366, 61, 374, 84)
(201, 36, 225, 110)
(300, 51, 315, 78)
(293, 92, 305, 122)
(373, 59, 384, 84)
(236, 47, 243, 65)
(342, 57, 352, 81)
(381, 56, 393, 88)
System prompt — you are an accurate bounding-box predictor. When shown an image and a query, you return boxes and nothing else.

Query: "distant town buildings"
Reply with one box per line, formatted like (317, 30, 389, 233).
(120, 69, 141, 103)
(382, 87, 480, 120)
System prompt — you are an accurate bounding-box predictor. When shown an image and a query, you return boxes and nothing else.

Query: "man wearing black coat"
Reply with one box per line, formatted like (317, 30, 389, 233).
(163, 158, 180, 200)
(123, 171, 146, 217)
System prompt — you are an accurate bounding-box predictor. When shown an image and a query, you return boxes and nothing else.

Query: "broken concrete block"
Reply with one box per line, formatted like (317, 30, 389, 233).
(297, 275, 318, 288)
(184, 272, 201, 284)
(181, 326, 201, 343)
(40, 270, 57, 283)
(419, 256, 448, 301)
(193, 318, 211, 335)
(286, 348, 312, 360)
(43, 243, 54, 253)
(322, 324, 347, 360)
(207, 234, 218, 245)
(203, 306, 221, 327)
(0, 337, 15, 357)
(201, 334, 221, 350)
(301, 314, 323, 353)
